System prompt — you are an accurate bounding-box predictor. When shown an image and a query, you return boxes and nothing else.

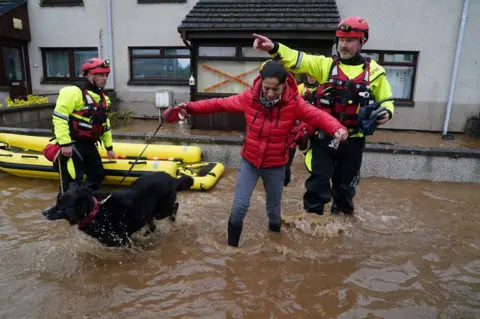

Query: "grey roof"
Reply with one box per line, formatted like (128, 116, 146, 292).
(0, 0, 26, 16)
(178, 0, 340, 32)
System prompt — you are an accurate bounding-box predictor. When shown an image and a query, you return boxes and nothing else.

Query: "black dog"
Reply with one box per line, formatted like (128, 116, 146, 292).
(42, 172, 194, 247)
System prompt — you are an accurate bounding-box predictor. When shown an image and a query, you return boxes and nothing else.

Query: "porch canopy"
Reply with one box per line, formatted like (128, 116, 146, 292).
(0, 0, 30, 41)
(178, 0, 341, 41)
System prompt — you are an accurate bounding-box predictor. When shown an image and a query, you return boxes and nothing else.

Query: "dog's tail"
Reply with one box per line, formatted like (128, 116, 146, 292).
(175, 175, 194, 191)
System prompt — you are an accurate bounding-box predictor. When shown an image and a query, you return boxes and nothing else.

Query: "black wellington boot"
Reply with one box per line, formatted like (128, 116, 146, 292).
(227, 219, 243, 247)
(268, 221, 281, 233)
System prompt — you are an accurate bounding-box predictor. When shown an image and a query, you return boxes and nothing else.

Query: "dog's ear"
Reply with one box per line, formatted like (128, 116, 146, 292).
(57, 189, 94, 225)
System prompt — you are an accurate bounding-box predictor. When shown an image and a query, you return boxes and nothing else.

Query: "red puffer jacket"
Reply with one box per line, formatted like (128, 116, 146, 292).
(185, 73, 345, 168)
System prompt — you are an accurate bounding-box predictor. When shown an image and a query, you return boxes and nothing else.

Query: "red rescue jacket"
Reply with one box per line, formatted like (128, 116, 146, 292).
(186, 73, 345, 168)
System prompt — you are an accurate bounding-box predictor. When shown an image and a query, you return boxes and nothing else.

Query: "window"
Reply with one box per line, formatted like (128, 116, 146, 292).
(3, 46, 23, 81)
(362, 50, 419, 103)
(40, 0, 84, 7)
(128, 47, 190, 85)
(196, 46, 266, 94)
(196, 45, 327, 94)
(41, 48, 98, 83)
(199, 46, 236, 58)
(137, 0, 186, 3)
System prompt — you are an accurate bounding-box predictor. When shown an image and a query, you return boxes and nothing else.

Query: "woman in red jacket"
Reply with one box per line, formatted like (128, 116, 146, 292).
(164, 60, 347, 247)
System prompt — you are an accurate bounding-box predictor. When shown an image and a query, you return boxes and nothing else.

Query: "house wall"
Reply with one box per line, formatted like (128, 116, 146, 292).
(337, 0, 480, 132)
(25, 0, 480, 132)
(27, 0, 196, 117)
(28, 0, 107, 94)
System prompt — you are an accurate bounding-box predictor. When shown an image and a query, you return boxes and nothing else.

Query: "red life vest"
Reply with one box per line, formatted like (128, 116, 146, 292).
(69, 89, 109, 141)
(304, 56, 375, 129)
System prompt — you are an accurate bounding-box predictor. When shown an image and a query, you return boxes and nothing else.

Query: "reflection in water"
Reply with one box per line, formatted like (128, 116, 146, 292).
(0, 152, 480, 318)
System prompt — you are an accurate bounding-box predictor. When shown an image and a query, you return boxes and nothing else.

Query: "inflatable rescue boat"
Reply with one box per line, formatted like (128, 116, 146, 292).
(0, 147, 224, 190)
(0, 133, 202, 163)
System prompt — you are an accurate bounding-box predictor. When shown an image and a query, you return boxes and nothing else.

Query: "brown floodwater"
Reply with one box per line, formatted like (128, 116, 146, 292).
(1, 152, 480, 319)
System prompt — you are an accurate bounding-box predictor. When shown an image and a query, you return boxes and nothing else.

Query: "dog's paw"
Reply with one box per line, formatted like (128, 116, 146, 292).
(169, 202, 179, 222)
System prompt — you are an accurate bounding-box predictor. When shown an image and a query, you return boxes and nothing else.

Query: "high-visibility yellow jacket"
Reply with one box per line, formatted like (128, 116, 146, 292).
(297, 82, 317, 97)
(52, 86, 113, 149)
(270, 43, 395, 138)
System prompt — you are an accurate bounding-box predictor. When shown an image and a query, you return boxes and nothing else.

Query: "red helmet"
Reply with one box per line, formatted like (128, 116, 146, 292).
(336, 16, 369, 43)
(81, 58, 110, 76)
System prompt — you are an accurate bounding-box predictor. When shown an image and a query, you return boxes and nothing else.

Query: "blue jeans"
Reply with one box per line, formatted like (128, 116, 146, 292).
(229, 158, 285, 228)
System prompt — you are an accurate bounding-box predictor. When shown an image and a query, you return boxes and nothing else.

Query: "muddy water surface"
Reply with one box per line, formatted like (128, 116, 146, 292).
(1, 154, 480, 319)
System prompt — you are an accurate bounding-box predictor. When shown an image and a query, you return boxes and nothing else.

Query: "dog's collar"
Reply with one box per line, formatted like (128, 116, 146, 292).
(78, 197, 101, 229)
(77, 194, 112, 228)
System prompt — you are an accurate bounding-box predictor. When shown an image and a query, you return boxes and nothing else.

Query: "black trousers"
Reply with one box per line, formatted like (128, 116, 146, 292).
(284, 147, 297, 186)
(54, 140, 105, 199)
(303, 134, 364, 214)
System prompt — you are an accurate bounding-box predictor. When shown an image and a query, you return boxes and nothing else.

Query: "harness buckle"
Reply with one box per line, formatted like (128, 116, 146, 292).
(358, 91, 370, 99)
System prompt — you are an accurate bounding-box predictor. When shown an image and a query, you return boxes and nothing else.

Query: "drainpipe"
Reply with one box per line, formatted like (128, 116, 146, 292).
(442, 0, 469, 140)
(181, 31, 195, 102)
(107, 0, 115, 90)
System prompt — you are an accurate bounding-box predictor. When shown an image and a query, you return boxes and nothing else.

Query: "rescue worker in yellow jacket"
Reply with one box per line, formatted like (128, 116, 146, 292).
(253, 16, 395, 216)
(297, 73, 319, 98)
(51, 58, 116, 197)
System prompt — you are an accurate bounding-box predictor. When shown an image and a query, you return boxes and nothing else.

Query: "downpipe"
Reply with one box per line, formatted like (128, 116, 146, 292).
(107, 0, 115, 90)
(442, 0, 469, 140)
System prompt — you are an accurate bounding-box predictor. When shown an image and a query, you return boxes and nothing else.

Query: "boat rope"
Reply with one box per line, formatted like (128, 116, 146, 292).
(116, 107, 176, 188)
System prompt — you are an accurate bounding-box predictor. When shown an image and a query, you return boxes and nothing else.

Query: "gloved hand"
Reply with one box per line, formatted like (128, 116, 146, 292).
(292, 128, 309, 150)
(376, 109, 391, 125)
(334, 128, 349, 141)
(162, 103, 188, 123)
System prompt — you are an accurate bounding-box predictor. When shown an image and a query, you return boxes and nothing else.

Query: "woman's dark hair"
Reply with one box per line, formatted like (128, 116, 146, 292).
(260, 60, 288, 84)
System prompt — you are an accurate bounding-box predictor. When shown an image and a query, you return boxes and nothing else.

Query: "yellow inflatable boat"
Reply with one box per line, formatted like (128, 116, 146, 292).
(0, 133, 202, 163)
(178, 162, 225, 191)
(0, 148, 224, 190)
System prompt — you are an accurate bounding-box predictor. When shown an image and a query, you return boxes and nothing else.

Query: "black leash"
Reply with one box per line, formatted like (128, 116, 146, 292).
(116, 108, 174, 187)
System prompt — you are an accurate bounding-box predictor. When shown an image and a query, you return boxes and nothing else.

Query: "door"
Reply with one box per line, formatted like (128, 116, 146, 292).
(2, 44, 27, 99)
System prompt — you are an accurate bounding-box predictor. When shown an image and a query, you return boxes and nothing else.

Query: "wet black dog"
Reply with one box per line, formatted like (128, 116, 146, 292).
(42, 172, 194, 247)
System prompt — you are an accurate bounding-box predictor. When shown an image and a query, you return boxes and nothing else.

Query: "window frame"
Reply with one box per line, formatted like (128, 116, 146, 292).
(196, 44, 274, 62)
(194, 43, 329, 99)
(362, 49, 419, 105)
(40, 47, 99, 84)
(137, 0, 186, 3)
(128, 46, 191, 86)
(40, 0, 84, 7)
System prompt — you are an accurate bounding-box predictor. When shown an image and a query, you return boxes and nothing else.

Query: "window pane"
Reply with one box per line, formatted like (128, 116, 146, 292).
(241, 47, 269, 58)
(385, 65, 415, 99)
(197, 60, 262, 94)
(132, 57, 190, 79)
(362, 52, 379, 61)
(3, 46, 23, 81)
(198, 46, 236, 57)
(45, 51, 69, 77)
(132, 49, 161, 56)
(165, 48, 190, 56)
(384, 53, 414, 63)
(74, 50, 98, 77)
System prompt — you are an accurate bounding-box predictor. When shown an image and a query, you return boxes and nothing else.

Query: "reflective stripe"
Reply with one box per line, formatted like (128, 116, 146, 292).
(104, 126, 111, 132)
(364, 71, 369, 82)
(331, 65, 338, 76)
(78, 122, 92, 129)
(71, 113, 90, 123)
(294, 51, 304, 69)
(85, 94, 94, 104)
(53, 111, 69, 121)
